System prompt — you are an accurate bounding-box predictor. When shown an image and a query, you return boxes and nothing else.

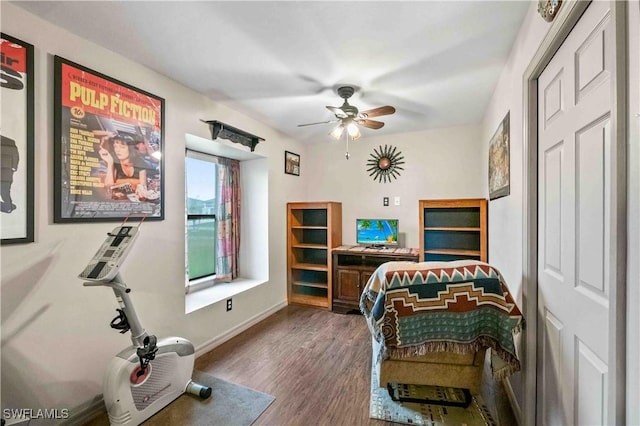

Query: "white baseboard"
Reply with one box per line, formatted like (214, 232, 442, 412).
(502, 377, 522, 425)
(62, 300, 288, 425)
(62, 396, 105, 426)
(194, 300, 288, 357)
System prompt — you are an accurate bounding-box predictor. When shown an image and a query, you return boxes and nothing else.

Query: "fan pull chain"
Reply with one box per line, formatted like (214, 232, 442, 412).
(345, 133, 350, 160)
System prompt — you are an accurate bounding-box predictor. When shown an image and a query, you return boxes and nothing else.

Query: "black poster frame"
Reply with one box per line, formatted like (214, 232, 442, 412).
(1, 33, 35, 244)
(53, 56, 165, 222)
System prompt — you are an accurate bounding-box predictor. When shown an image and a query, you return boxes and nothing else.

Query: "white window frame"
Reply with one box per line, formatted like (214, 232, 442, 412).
(184, 133, 269, 313)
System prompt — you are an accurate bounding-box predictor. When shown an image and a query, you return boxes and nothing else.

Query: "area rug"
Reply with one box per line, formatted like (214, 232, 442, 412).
(370, 362, 497, 426)
(144, 371, 275, 426)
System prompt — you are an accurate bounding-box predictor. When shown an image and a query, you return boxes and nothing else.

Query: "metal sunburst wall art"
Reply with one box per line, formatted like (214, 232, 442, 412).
(537, 0, 561, 22)
(366, 144, 405, 183)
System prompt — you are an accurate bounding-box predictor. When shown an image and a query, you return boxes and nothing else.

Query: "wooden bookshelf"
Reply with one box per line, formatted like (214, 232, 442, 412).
(419, 198, 487, 262)
(287, 202, 342, 309)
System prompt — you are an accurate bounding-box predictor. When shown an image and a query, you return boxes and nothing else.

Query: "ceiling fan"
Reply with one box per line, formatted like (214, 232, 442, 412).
(297, 86, 396, 141)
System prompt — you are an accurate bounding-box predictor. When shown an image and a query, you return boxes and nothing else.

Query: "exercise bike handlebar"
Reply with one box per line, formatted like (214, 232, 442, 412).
(85, 272, 149, 347)
(82, 280, 128, 290)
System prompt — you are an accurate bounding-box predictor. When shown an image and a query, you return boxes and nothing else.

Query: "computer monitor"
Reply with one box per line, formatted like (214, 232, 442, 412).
(356, 218, 398, 247)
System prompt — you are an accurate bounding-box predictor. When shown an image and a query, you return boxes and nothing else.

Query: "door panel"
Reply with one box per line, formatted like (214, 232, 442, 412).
(544, 70, 564, 125)
(575, 16, 610, 101)
(576, 338, 608, 425)
(537, 2, 614, 424)
(543, 143, 563, 276)
(576, 117, 609, 299)
(542, 310, 565, 426)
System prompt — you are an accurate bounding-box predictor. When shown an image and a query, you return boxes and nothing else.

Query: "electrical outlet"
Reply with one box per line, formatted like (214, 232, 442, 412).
(226, 298, 232, 311)
(394, 196, 401, 206)
(383, 197, 389, 206)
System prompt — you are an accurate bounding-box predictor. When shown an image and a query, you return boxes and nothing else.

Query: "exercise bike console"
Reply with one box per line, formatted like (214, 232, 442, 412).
(79, 225, 139, 282)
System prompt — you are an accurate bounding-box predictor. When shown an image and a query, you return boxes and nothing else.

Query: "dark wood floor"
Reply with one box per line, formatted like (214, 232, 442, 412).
(84, 304, 518, 425)
(196, 304, 518, 426)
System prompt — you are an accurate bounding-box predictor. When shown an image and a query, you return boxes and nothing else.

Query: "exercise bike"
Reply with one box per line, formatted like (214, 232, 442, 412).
(79, 219, 211, 425)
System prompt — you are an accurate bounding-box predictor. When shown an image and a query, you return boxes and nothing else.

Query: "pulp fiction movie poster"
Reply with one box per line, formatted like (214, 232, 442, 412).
(54, 56, 165, 222)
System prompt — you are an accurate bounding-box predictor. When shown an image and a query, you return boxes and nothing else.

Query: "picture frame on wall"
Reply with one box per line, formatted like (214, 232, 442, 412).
(488, 111, 510, 200)
(284, 150, 300, 176)
(53, 56, 165, 222)
(1, 33, 34, 245)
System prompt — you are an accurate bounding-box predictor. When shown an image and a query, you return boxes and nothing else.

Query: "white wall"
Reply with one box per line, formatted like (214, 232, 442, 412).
(305, 125, 484, 249)
(481, 1, 548, 311)
(479, 3, 550, 416)
(0, 2, 308, 415)
(481, 0, 640, 419)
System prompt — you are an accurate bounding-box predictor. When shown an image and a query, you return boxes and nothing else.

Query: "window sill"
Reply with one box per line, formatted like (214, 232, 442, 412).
(185, 278, 267, 314)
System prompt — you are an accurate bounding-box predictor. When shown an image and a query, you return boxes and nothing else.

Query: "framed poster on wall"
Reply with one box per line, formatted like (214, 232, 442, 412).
(53, 56, 165, 222)
(1, 33, 34, 244)
(488, 111, 510, 200)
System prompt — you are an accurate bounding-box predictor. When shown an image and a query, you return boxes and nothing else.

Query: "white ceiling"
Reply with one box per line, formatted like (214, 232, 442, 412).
(13, 1, 531, 144)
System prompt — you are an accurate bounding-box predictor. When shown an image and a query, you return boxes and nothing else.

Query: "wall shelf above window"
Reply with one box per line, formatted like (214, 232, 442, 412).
(201, 120, 264, 152)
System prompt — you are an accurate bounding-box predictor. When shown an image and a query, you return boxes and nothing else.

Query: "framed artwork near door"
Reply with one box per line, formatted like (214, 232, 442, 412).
(488, 111, 510, 200)
(1, 33, 35, 245)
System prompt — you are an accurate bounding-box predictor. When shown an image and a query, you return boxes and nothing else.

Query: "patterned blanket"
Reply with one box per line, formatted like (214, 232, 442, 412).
(360, 260, 523, 379)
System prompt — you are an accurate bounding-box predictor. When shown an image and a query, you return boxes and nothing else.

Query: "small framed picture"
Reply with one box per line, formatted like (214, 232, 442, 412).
(284, 151, 300, 176)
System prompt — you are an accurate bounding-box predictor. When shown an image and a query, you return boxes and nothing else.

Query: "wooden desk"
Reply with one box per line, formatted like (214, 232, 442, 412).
(331, 246, 419, 314)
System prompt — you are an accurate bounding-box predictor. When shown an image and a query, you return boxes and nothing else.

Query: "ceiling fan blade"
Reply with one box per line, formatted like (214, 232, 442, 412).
(358, 119, 385, 130)
(297, 119, 339, 127)
(359, 105, 396, 118)
(326, 106, 348, 118)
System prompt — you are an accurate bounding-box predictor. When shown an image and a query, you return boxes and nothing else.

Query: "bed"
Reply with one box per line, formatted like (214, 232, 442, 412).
(360, 260, 523, 401)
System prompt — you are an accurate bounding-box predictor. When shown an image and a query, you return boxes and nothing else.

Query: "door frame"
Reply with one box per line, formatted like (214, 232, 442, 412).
(521, 1, 628, 425)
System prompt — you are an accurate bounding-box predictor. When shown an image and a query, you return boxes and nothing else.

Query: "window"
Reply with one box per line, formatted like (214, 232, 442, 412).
(186, 153, 217, 281)
(184, 133, 268, 312)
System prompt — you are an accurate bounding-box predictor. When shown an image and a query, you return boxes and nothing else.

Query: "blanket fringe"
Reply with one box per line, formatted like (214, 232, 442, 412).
(491, 362, 519, 380)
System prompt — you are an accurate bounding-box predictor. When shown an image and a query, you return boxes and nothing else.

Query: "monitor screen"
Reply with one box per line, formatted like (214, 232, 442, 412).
(356, 219, 399, 247)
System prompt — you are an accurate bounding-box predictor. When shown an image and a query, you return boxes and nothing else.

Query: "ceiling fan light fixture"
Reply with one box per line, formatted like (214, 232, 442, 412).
(297, 85, 395, 147)
(347, 123, 361, 140)
(330, 124, 344, 140)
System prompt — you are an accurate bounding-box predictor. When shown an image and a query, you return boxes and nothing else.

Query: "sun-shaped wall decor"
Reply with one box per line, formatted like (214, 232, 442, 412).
(366, 144, 405, 183)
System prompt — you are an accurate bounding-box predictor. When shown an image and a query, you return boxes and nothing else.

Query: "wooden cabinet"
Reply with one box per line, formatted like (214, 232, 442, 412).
(287, 202, 342, 309)
(419, 198, 487, 262)
(332, 246, 419, 314)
